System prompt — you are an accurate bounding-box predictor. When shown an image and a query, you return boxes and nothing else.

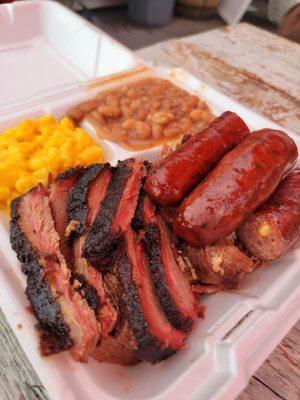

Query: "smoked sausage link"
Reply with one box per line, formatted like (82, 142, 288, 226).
(238, 169, 300, 260)
(144, 111, 250, 206)
(174, 129, 298, 247)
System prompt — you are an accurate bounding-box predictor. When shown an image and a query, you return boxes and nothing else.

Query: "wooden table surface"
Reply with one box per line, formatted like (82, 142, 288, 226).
(0, 23, 299, 400)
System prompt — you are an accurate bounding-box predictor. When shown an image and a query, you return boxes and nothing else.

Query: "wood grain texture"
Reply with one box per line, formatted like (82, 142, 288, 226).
(250, 321, 300, 400)
(238, 377, 284, 400)
(239, 321, 300, 400)
(0, 308, 49, 400)
(137, 23, 300, 133)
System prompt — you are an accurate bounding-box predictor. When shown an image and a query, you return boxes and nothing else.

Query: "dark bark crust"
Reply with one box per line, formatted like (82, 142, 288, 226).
(131, 189, 146, 232)
(67, 163, 110, 238)
(83, 160, 133, 269)
(142, 223, 193, 332)
(70, 273, 100, 315)
(116, 247, 175, 363)
(10, 196, 72, 354)
(55, 166, 83, 182)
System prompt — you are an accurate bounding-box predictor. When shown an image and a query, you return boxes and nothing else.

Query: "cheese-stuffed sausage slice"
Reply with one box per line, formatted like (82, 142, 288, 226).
(144, 111, 250, 206)
(238, 169, 300, 260)
(174, 129, 298, 247)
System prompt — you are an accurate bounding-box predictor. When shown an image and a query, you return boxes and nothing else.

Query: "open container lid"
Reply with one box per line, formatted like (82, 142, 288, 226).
(0, 0, 139, 115)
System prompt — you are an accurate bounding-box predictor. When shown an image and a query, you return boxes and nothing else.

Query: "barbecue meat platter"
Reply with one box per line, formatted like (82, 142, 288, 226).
(0, 4, 299, 398)
(9, 110, 300, 366)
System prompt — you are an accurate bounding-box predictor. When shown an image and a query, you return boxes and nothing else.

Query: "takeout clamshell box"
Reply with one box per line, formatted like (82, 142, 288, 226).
(0, 2, 299, 400)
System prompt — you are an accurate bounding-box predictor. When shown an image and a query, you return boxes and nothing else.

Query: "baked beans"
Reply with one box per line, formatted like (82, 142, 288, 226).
(68, 78, 214, 150)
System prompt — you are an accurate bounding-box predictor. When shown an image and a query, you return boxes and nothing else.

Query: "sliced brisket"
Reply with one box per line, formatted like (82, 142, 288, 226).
(10, 185, 100, 362)
(66, 163, 112, 239)
(92, 321, 139, 366)
(131, 189, 156, 231)
(117, 228, 185, 363)
(142, 217, 198, 332)
(70, 273, 100, 314)
(93, 263, 140, 366)
(133, 193, 198, 332)
(83, 159, 144, 270)
(11, 197, 72, 354)
(67, 164, 118, 336)
(73, 237, 118, 336)
(50, 165, 116, 335)
(49, 167, 83, 262)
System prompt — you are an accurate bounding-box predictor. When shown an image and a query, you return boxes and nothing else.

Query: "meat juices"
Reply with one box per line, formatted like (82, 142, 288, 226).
(238, 169, 300, 260)
(174, 129, 298, 247)
(145, 111, 250, 206)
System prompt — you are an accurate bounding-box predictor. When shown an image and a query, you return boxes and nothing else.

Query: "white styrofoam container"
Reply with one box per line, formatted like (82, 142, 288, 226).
(0, 2, 299, 400)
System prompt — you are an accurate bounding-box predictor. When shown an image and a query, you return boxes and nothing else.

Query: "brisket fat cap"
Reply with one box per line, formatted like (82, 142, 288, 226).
(10, 185, 100, 362)
(83, 158, 144, 271)
(116, 228, 186, 363)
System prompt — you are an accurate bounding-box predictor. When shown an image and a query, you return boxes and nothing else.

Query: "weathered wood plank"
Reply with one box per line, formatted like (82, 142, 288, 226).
(253, 321, 300, 400)
(238, 320, 300, 400)
(238, 376, 284, 400)
(185, 24, 300, 100)
(137, 23, 300, 133)
(0, 308, 49, 400)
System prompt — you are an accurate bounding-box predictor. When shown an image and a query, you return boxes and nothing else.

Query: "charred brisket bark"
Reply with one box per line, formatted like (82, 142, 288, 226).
(10, 186, 100, 361)
(83, 159, 143, 270)
(10, 196, 73, 354)
(133, 193, 197, 332)
(142, 223, 193, 332)
(49, 167, 83, 263)
(131, 190, 147, 231)
(70, 274, 100, 315)
(67, 163, 110, 239)
(117, 249, 175, 363)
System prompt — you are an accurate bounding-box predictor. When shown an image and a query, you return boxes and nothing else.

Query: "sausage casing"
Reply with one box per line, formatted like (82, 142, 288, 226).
(238, 169, 300, 260)
(144, 111, 250, 206)
(174, 129, 298, 247)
